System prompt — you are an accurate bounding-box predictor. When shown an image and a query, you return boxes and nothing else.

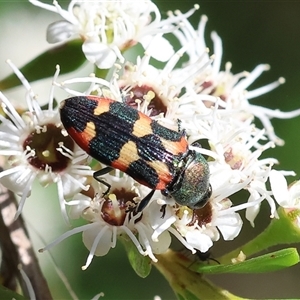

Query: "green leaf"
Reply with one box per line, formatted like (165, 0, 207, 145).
(120, 236, 152, 278)
(0, 285, 27, 300)
(219, 207, 300, 263)
(0, 40, 86, 90)
(192, 248, 299, 274)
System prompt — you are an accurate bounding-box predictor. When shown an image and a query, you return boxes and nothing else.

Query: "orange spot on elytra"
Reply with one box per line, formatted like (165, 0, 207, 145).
(132, 117, 153, 137)
(67, 122, 96, 154)
(111, 141, 139, 172)
(160, 136, 188, 155)
(147, 160, 172, 190)
(93, 99, 111, 115)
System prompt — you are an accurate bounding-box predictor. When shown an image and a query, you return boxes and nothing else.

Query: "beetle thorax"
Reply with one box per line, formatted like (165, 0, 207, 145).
(169, 150, 211, 209)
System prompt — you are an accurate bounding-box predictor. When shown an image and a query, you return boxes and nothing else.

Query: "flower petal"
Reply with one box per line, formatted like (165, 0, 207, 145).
(185, 230, 213, 253)
(217, 213, 242, 240)
(82, 225, 112, 256)
(150, 230, 171, 254)
(140, 36, 174, 62)
(82, 41, 118, 69)
(270, 170, 289, 206)
(47, 21, 75, 43)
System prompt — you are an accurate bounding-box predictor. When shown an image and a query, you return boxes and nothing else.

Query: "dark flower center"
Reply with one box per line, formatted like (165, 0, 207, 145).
(224, 147, 243, 170)
(197, 81, 227, 108)
(121, 84, 167, 117)
(190, 202, 213, 227)
(101, 188, 138, 226)
(23, 123, 74, 172)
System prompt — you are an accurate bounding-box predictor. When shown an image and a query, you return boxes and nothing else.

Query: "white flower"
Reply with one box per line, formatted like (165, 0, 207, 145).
(173, 196, 242, 254)
(55, 48, 215, 135)
(49, 13, 300, 256)
(270, 169, 299, 209)
(0, 61, 93, 221)
(53, 55, 264, 247)
(41, 173, 173, 268)
(117, 45, 213, 124)
(174, 15, 300, 145)
(29, 0, 199, 69)
(177, 94, 280, 225)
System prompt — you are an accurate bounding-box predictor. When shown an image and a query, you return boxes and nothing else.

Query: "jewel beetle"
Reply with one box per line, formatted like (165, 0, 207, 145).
(59, 95, 211, 212)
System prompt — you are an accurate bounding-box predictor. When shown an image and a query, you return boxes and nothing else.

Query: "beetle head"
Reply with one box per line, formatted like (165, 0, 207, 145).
(171, 151, 211, 209)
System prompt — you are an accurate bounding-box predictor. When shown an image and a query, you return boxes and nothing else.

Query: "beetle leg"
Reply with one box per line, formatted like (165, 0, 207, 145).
(136, 189, 155, 213)
(93, 167, 114, 195)
(93, 167, 114, 178)
(160, 204, 167, 218)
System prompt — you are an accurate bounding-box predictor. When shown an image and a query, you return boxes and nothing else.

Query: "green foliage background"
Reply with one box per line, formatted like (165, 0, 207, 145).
(0, 1, 300, 299)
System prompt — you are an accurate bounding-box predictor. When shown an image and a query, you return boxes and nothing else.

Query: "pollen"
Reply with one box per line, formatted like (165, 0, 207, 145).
(42, 150, 50, 157)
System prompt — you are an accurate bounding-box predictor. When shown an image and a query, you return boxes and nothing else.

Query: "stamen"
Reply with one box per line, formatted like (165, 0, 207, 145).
(168, 227, 196, 253)
(56, 142, 74, 159)
(0, 150, 22, 155)
(48, 65, 60, 111)
(197, 15, 209, 47)
(213, 177, 253, 203)
(39, 223, 96, 253)
(91, 292, 105, 300)
(219, 198, 264, 215)
(135, 223, 157, 262)
(82, 225, 110, 270)
(247, 77, 285, 99)
(176, 56, 214, 92)
(31, 100, 43, 123)
(70, 166, 93, 176)
(14, 172, 37, 220)
(255, 185, 277, 218)
(29, 0, 58, 13)
(121, 225, 147, 256)
(6, 60, 35, 106)
(16, 168, 33, 185)
(234, 64, 270, 92)
(23, 146, 35, 160)
(210, 31, 222, 76)
(0, 91, 25, 130)
(109, 226, 117, 248)
(0, 165, 26, 179)
(63, 173, 90, 191)
(110, 194, 122, 218)
(19, 265, 36, 300)
(111, 45, 125, 63)
(71, 153, 90, 167)
(188, 146, 218, 160)
(152, 215, 176, 242)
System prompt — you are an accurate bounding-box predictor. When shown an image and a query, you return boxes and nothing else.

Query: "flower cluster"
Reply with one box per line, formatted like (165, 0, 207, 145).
(0, 61, 93, 222)
(1, 0, 300, 271)
(29, 0, 198, 68)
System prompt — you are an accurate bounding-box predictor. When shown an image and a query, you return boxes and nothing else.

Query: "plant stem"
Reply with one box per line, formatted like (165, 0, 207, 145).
(155, 249, 246, 300)
(0, 164, 52, 300)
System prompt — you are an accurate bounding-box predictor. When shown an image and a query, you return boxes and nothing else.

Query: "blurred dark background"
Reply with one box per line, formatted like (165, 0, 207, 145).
(0, 1, 300, 299)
